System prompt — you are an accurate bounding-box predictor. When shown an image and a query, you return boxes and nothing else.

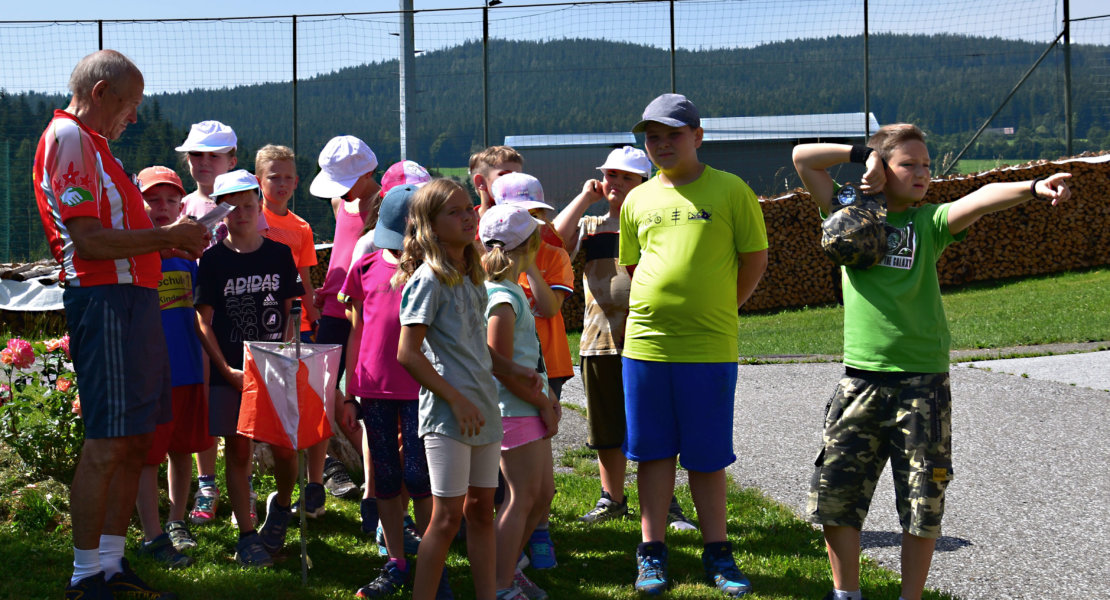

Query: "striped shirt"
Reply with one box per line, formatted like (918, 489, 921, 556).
(33, 110, 159, 288)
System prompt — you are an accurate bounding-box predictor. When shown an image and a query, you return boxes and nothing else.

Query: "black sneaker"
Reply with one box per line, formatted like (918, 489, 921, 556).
(106, 557, 177, 598)
(293, 482, 326, 518)
(64, 572, 111, 600)
(139, 533, 194, 569)
(667, 496, 697, 531)
(356, 560, 409, 598)
(259, 491, 293, 554)
(578, 490, 628, 524)
(323, 456, 359, 498)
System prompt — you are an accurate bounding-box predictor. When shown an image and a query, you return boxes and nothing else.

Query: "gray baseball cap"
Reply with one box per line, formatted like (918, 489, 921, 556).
(632, 93, 700, 133)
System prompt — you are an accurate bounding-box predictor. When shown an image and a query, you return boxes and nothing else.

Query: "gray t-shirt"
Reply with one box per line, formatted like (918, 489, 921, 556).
(485, 280, 548, 418)
(399, 263, 502, 445)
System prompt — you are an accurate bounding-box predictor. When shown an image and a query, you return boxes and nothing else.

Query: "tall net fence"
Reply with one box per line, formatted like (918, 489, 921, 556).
(0, 0, 1106, 263)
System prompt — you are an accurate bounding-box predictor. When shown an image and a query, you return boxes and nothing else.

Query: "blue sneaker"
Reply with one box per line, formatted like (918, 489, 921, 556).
(634, 543, 668, 595)
(361, 498, 380, 535)
(259, 491, 293, 554)
(294, 482, 326, 518)
(702, 544, 752, 597)
(356, 559, 408, 598)
(377, 521, 422, 556)
(527, 528, 556, 569)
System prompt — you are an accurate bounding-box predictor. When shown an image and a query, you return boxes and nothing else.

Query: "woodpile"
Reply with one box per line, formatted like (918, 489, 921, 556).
(0, 259, 66, 337)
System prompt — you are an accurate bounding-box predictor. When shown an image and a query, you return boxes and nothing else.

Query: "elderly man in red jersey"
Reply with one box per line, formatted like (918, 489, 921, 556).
(33, 49, 209, 599)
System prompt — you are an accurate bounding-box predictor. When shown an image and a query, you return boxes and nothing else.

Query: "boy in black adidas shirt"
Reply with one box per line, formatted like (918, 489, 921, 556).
(195, 170, 304, 567)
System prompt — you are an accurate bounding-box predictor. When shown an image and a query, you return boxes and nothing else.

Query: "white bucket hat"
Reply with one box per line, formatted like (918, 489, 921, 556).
(175, 120, 237, 153)
(309, 135, 378, 198)
(597, 146, 651, 177)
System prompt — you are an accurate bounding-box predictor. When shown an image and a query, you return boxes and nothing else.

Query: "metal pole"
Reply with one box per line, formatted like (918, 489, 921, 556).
(669, 0, 676, 93)
(1063, 0, 1073, 155)
(942, 30, 1066, 175)
(98, 20, 103, 50)
(292, 15, 298, 213)
(482, 5, 490, 148)
(863, 0, 870, 136)
(400, 0, 416, 160)
(3, 140, 9, 262)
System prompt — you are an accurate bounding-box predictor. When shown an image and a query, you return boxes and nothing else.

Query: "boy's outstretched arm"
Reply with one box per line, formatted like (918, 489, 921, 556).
(737, 249, 768, 308)
(792, 143, 885, 214)
(946, 173, 1072, 235)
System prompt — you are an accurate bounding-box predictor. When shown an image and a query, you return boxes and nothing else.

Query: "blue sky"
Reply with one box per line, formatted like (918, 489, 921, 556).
(2, 1, 1106, 94)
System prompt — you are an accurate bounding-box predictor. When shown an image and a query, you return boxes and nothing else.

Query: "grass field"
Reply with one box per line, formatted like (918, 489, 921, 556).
(956, 158, 1035, 174)
(430, 166, 469, 179)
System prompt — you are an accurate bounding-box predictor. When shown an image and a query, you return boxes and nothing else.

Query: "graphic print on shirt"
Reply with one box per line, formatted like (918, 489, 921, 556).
(159, 269, 194, 311)
(641, 204, 714, 231)
(880, 221, 917, 270)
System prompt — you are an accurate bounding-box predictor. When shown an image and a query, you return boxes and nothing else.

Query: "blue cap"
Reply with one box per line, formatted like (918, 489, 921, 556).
(374, 184, 418, 251)
(632, 93, 700, 133)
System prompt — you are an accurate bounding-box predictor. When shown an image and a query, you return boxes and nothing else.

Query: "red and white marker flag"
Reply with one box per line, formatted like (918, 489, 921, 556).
(238, 342, 342, 450)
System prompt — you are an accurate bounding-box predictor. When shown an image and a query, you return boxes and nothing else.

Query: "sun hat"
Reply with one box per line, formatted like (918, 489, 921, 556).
(175, 120, 237, 153)
(136, 166, 185, 195)
(479, 204, 543, 252)
(374, 184, 419, 251)
(632, 93, 701, 134)
(309, 136, 378, 198)
(380, 161, 432, 196)
(820, 184, 891, 270)
(211, 169, 259, 199)
(597, 146, 652, 177)
(490, 172, 553, 211)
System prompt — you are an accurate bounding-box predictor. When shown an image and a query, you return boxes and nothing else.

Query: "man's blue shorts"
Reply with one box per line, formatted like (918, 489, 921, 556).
(63, 285, 172, 439)
(621, 357, 737, 472)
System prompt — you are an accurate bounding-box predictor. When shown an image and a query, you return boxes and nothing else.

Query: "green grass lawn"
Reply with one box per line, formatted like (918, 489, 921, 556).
(430, 166, 469, 179)
(0, 445, 955, 600)
(956, 158, 1035, 174)
(735, 268, 1110, 358)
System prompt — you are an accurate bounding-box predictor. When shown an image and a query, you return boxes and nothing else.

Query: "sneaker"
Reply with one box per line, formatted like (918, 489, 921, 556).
(188, 485, 219, 525)
(232, 489, 259, 529)
(164, 520, 196, 552)
(361, 498, 380, 535)
(578, 490, 628, 524)
(403, 515, 423, 552)
(323, 456, 359, 498)
(496, 584, 529, 600)
(259, 492, 293, 554)
(702, 545, 752, 597)
(293, 482, 326, 518)
(376, 520, 423, 556)
(527, 529, 556, 570)
(65, 572, 110, 600)
(234, 532, 274, 568)
(106, 557, 177, 598)
(139, 532, 194, 569)
(513, 569, 548, 600)
(634, 543, 669, 596)
(820, 593, 869, 600)
(435, 565, 454, 600)
(356, 560, 408, 598)
(667, 496, 697, 531)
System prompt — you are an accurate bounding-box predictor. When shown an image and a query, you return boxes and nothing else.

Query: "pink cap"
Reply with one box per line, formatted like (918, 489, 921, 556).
(380, 160, 432, 196)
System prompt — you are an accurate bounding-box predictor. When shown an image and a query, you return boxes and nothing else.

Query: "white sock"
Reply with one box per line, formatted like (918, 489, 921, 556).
(71, 547, 101, 585)
(834, 590, 863, 600)
(99, 534, 126, 579)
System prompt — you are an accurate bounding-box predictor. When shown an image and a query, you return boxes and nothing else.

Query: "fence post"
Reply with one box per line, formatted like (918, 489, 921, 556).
(3, 140, 9, 263)
(98, 20, 103, 50)
(482, 3, 490, 148)
(669, 0, 676, 93)
(292, 15, 298, 213)
(1064, 0, 1073, 155)
(400, 0, 416, 161)
(863, 0, 870, 137)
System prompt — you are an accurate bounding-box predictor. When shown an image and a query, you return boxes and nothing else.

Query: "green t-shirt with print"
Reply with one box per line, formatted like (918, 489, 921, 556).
(842, 201, 966, 373)
(618, 166, 768, 363)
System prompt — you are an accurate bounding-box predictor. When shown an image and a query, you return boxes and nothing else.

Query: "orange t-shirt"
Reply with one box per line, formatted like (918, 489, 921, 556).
(518, 241, 575, 379)
(263, 204, 317, 332)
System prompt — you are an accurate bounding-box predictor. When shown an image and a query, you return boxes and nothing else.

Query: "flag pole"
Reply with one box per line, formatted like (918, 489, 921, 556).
(289, 299, 308, 585)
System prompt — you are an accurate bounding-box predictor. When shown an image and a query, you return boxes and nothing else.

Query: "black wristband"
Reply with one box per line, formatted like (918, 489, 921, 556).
(1030, 176, 1047, 200)
(849, 145, 875, 164)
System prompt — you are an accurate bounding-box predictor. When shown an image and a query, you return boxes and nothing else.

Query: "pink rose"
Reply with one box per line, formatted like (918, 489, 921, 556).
(2, 339, 34, 370)
(57, 378, 73, 393)
(71, 394, 82, 416)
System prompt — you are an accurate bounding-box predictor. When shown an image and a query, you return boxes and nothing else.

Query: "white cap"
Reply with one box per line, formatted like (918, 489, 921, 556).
(211, 169, 259, 198)
(597, 146, 651, 177)
(479, 204, 543, 252)
(491, 172, 553, 211)
(309, 135, 378, 198)
(175, 120, 237, 153)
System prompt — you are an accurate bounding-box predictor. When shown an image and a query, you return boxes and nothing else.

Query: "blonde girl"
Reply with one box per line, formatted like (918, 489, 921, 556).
(479, 205, 561, 600)
(395, 179, 542, 600)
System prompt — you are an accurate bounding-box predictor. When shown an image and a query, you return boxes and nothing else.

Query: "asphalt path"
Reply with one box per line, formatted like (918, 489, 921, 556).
(555, 351, 1110, 599)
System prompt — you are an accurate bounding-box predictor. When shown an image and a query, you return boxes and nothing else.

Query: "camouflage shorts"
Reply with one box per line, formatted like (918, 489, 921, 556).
(806, 370, 953, 539)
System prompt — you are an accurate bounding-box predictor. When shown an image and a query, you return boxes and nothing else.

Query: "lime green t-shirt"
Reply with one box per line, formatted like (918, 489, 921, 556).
(618, 166, 768, 363)
(841, 202, 966, 373)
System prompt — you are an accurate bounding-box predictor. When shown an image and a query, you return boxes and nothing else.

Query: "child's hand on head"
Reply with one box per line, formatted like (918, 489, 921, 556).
(450, 395, 485, 437)
(859, 152, 886, 195)
(581, 179, 604, 203)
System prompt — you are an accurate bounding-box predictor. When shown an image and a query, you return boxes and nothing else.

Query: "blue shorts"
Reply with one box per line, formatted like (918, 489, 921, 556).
(622, 357, 737, 472)
(63, 285, 171, 439)
(208, 384, 243, 438)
